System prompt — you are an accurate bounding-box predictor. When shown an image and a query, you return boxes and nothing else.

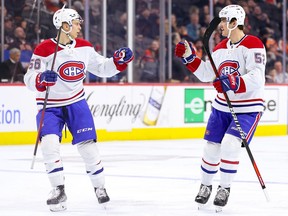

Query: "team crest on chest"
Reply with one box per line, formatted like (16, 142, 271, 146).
(218, 60, 240, 76)
(58, 61, 85, 82)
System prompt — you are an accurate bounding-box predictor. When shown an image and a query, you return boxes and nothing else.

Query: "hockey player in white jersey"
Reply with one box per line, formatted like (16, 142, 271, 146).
(175, 5, 266, 211)
(24, 7, 134, 212)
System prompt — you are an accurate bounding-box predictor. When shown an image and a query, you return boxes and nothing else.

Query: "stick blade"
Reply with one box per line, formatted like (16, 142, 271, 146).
(263, 188, 270, 202)
(31, 155, 36, 169)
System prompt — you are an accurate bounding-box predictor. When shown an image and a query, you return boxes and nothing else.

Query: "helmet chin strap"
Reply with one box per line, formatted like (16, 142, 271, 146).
(61, 26, 74, 41)
(226, 21, 238, 38)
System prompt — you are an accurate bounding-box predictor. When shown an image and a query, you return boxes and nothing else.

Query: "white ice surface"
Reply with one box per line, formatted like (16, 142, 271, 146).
(0, 136, 287, 216)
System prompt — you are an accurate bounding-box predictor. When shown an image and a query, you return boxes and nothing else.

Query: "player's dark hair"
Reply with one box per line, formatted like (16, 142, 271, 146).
(230, 18, 244, 30)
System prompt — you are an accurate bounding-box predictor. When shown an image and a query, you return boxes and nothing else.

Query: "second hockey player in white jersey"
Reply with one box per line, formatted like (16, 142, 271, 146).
(24, 7, 134, 212)
(175, 4, 266, 212)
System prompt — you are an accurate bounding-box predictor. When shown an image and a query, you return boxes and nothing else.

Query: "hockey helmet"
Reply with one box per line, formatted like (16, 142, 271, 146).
(53, 8, 83, 29)
(219, 5, 245, 26)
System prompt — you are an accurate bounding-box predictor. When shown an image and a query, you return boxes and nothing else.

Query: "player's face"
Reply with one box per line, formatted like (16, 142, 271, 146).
(219, 18, 229, 37)
(70, 20, 82, 39)
(219, 18, 238, 38)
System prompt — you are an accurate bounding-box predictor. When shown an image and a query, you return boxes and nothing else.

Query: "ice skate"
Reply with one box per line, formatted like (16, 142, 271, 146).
(95, 187, 110, 204)
(213, 186, 230, 213)
(47, 185, 67, 212)
(195, 184, 212, 209)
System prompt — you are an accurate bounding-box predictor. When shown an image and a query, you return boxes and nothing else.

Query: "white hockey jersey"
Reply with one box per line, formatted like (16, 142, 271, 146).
(24, 38, 120, 110)
(187, 35, 266, 113)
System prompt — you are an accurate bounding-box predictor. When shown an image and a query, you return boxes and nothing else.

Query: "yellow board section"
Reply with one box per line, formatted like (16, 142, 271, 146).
(0, 125, 286, 145)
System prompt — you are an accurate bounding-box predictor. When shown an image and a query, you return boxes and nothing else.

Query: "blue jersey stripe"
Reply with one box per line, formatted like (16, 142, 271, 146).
(215, 98, 264, 108)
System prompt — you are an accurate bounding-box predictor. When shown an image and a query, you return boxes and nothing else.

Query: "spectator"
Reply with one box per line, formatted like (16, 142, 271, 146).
(0, 48, 26, 83)
(259, 27, 273, 50)
(265, 39, 283, 72)
(0, 5, 7, 18)
(186, 8, 201, 43)
(273, 60, 288, 83)
(214, 0, 227, 15)
(265, 68, 277, 83)
(3, 16, 15, 48)
(73, 0, 96, 31)
(136, 8, 152, 38)
(7, 27, 33, 68)
(39, 12, 58, 39)
(40, 0, 63, 40)
(199, 5, 209, 25)
(4, 0, 26, 17)
(110, 11, 128, 41)
(149, 4, 160, 38)
(178, 25, 193, 42)
(73, 1, 85, 17)
(136, 7, 159, 40)
(139, 39, 160, 82)
(194, 39, 204, 60)
(44, 0, 61, 13)
(250, 5, 270, 33)
(19, 19, 38, 47)
(136, 0, 148, 16)
(134, 34, 146, 62)
(8, 27, 33, 51)
(170, 14, 179, 33)
(0, 0, 286, 84)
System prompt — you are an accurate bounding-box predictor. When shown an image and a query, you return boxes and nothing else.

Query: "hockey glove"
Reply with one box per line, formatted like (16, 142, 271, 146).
(36, 70, 57, 92)
(213, 74, 242, 93)
(174, 40, 196, 64)
(113, 47, 134, 71)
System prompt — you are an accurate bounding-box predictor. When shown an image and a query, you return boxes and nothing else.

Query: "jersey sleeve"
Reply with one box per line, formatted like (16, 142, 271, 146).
(24, 54, 49, 92)
(24, 40, 55, 91)
(185, 39, 228, 82)
(241, 37, 266, 92)
(185, 58, 215, 82)
(87, 48, 120, 78)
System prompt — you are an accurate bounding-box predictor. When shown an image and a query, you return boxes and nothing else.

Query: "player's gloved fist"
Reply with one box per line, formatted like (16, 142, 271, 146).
(35, 70, 57, 91)
(113, 47, 134, 71)
(213, 74, 240, 93)
(114, 47, 134, 64)
(175, 40, 196, 64)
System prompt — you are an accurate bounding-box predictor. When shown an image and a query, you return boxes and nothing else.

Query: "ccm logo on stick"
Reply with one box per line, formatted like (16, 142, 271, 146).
(77, 128, 93, 133)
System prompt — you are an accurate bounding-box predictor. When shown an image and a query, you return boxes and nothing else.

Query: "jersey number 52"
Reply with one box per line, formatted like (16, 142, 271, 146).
(254, 53, 265, 65)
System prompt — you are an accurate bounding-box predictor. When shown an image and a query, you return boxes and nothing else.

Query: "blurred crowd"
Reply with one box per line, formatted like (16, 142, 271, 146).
(0, 0, 287, 83)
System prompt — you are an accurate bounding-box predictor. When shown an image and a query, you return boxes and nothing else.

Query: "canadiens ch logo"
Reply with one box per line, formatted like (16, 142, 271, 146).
(58, 61, 85, 82)
(218, 60, 240, 76)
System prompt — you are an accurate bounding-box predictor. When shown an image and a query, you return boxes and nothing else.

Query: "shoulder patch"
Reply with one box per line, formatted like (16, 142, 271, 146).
(240, 35, 264, 49)
(34, 39, 63, 57)
(213, 38, 228, 52)
(75, 38, 93, 48)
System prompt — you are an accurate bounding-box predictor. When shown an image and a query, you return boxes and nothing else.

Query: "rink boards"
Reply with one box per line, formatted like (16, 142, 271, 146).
(0, 84, 287, 145)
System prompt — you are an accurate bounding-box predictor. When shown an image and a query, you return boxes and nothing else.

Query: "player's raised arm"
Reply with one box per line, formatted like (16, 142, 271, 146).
(175, 40, 216, 82)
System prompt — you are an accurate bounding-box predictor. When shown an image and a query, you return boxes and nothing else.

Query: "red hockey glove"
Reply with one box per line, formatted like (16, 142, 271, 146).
(113, 47, 134, 71)
(213, 74, 243, 93)
(175, 40, 196, 64)
(36, 70, 57, 91)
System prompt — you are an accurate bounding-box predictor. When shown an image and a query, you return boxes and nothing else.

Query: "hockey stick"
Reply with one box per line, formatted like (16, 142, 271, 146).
(30, 26, 62, 169)
(202, 17, 269, 202)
